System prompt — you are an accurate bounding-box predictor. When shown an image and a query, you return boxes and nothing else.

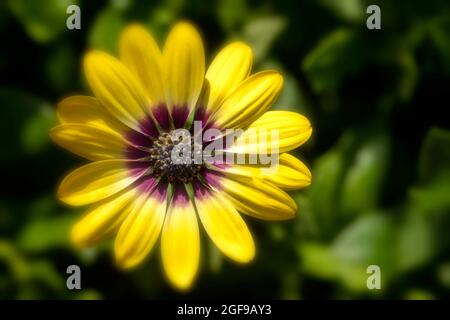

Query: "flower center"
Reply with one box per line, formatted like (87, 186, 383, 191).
(148, 131, 203, 184)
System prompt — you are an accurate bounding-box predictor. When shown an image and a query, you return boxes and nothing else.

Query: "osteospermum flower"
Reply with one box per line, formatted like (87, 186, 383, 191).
(50, 22, 312, 290)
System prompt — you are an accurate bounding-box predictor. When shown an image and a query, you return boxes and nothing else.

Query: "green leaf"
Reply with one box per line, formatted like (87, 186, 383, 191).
(27, 195, 59, 219)
(72, 289, 102, 300)
(242, 16, 287, 64)
(418, 127, 450, 182)
(17, 214, 78, 253)
(261, 60, 311, 114)
(396, 50, 418, 101)
(319, 0, 365, 22)
(339, 135, 390, 216)
(217, 0, 247, 32)
(404, 288, 435, 300)
(397, 211, 435, 272)
(21, 105, 56, 155)
(8, 0, 77, 43)
(302, 28, 367, 92)
(437, 262, 450, 289)
(89, 7, 125, 54)
(331, 213, 397, 285)
(0, 88, 54, 163)
(410, 172, 450, 215)
(44, 43, 77, 92)
(308, 149, 345, 239)
(300, 243, 340, 280)
(428, 13, 450, 73)
(299, 242, 371, 293)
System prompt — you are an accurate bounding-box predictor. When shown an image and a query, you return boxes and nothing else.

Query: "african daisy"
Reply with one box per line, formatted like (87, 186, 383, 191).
(50, 21, 312, 290)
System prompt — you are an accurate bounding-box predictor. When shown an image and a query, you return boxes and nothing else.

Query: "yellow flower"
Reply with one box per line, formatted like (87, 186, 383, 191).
(50, 21, 312, 290)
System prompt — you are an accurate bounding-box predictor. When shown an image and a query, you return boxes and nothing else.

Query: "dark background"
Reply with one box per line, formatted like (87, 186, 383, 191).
(0, 0, 449, 299)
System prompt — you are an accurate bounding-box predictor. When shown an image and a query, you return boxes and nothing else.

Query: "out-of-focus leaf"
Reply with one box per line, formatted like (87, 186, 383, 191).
(302, 28, 367, 92)
(397, 210, 435, 272)
(339, 135, 390, 216)
(0, 88, 54, 163)
(26, 260, 64, 291)
(293, 194, 319, 239)
(147, 0, 186, 40)
(437, 262, 450, 288)
(27, 195, 59, 219)
(300, 242, 370, 293)
(242, 16, 287, 63)
(21, 105, 56, 155)
(319, 0, 365, 22)
(308, 149, 345, 239)
(208, 240, 224, 273)
(331, 213, 394, 265)
(89, 7, 125, 54)
(269, 224, 286, 242)
(111, 0, 133, 11)
(428, 13, 450, 73)
(260, 60, 311, 114)
(0, 241, 28, 282)
(0, 202, 13, 233)
(331, 213, 397, 285)
(300, 243, 339, 280)
(418, 127, 450, 182)
(280, 270, 301, 299)
(44, 43, 77, 92)
(404, 288, 435, 300)
(7, 0, 77, 43)
(217, 0, 247, 32)
(410, 172, 450, 215)
(73, 289, 102, 300)
(17, 214, 77, 253)
(396, 50, 418, 101)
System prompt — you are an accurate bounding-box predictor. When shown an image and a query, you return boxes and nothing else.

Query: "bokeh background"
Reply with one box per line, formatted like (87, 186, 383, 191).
(1, 0, 450, 299)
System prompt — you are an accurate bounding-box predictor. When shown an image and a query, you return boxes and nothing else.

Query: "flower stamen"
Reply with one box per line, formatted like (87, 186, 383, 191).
(149, 131, 203, 183)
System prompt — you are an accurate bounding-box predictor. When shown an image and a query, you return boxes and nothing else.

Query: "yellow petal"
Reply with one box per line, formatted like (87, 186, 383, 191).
(71, 187, 137, 247)
(84, 51, 150, 133)
(220, 175, 297, 220)
(115, 192, 166, 269)
(163, 22, 205, 111)
(50, 124, 126, 161)
(225, 153, 312, 190)
(229, 111, 312, 154)
(56, 96, 127, 134)
(213, 71, 283, 129)
(161, 195, 200, 290)
(205, 42, 253, 112)
(120, 24, 164, 103)
(264, 153, 311, 189)
(196, 190, 254, 263)
(58, 160, 144, 206)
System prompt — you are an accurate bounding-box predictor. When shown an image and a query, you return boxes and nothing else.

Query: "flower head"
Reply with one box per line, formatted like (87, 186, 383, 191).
(51, 21, 312, 290)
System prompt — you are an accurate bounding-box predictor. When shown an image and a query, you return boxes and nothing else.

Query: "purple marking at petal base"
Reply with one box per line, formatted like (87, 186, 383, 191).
(134, 176, 157, 193)
(202, 167, 224, 190)
(193, 180, 212, 199)
(125, 130, 152, 160)
(171, 105, 190, 128)
(191, 105, 218, 133)
(150, 182, 168, 201)
(152, 103, 170, 131)
(125, 130, 150, 148)
(172, 184, 190, 207)
(124, 145, 148, 160)
(139, 116, 159, 137)
(194, 105, 210, 127)
(126, 161, 149, 177)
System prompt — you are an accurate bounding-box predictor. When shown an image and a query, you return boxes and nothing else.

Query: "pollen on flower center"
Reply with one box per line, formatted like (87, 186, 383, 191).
(148, 131, 203, 184)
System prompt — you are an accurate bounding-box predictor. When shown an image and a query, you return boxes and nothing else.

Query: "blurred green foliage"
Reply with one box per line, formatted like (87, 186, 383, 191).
(0, 0, 449, 299)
